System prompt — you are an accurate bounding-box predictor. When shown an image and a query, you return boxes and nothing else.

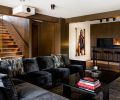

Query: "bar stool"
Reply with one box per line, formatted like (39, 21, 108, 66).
(114, 51, 120, 72)
(92, 49, 101, 66)
(103, 50, 113, 67)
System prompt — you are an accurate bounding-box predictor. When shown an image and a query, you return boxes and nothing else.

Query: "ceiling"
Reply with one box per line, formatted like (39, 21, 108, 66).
(0, 0, 120, 18)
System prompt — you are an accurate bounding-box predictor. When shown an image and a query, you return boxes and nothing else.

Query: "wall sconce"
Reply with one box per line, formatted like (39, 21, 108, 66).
(100, 19, 102, 23)
(106, 18, 109, 22)
(113, 18, 116, 21)
(51, 4, 55, 10)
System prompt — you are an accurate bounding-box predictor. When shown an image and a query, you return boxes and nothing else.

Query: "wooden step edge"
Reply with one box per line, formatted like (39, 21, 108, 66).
(0, 48, 19, 50)
(0, 51, 22, 54)
(0, 55, 24, 60)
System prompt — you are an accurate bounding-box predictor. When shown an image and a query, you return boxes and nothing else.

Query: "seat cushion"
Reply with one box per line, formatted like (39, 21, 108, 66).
(44, 68, 70, 80)
(36, 56, 54, 70)
(15, 82, 48, 100)
(23, 58, 39, 73)
(15, 82, 69, 100)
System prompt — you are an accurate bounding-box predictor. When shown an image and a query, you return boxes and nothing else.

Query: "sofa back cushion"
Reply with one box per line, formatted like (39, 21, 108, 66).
(61, 54, 70, 65)
(36, 56, 54, 70)
(23, 57, 39, 73)
(0, 57, 24, 77)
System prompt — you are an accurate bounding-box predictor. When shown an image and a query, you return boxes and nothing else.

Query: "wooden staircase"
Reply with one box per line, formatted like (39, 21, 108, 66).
(0, 21, 23, 59)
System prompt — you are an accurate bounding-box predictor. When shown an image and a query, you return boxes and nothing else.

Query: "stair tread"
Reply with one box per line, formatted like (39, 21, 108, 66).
(0, 51, 22, 53)
(0, 55, 24, 59)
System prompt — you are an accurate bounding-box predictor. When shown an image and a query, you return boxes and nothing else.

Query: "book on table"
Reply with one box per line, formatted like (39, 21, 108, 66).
(76, 77, 101, 91)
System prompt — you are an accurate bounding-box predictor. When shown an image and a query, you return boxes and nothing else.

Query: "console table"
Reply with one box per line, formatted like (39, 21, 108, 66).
(92, 47, 120, 65)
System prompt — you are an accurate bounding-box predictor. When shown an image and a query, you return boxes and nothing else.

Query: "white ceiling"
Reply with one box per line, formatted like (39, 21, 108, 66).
(0, 0, 120, 18)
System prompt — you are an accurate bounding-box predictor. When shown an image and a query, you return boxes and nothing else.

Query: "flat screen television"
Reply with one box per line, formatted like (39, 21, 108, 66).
(97, 38, 113, 48)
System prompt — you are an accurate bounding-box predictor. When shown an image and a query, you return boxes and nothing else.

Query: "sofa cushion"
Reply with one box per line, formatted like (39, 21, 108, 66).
(23, 58, 39, 73)
(15, 82, 48, 100)
(36, 56, 54, 70)
(26, 71, 52, 88)
(15, 82, 69, 100)
(44, 68, 70, 81)
(0, 74, 18, 100)
(51, 54, 65, 68)
(0, 57, 24, 77)
(61, 54, 70, 65)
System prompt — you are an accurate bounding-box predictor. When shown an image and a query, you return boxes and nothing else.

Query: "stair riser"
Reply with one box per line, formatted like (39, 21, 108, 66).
(0, 45, 18, 48)
(0, 42, 15, 45)
(0, 39, 13, 41)
(0, 49, 19, 52)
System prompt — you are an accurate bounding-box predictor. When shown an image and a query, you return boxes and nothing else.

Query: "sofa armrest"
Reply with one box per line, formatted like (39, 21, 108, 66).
(69, 60, 86, 70)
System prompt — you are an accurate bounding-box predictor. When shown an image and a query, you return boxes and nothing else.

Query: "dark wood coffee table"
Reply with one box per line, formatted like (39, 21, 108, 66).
(63, 76, 109, 100)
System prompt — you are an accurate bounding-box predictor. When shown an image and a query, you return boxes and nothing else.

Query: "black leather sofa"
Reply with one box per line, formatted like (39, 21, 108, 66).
(17, 55, 84, 87)
(0, 55, 84, 100)
(0, 75, 69, 100)
(36, 56, 70, 86)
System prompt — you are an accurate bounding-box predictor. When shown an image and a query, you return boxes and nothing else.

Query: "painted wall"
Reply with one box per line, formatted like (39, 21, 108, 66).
(69, 21, 99, 61)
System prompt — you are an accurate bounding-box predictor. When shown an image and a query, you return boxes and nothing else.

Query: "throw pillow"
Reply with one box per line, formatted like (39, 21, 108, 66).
(51, 54, 65, 68)
(0, 57, 24, 77)
(61, 54, 70, 65)
(0, 73, 18, 100)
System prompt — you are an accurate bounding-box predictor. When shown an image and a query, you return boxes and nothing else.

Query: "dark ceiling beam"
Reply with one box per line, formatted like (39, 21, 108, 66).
(0, 5, 12, 15)
(28, 13, 59, 23)
(66, 10, 120, 23)
(0, 5, 59, 23)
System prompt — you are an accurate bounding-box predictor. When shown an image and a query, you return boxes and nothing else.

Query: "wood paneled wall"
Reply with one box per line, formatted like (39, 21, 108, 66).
(31, 20, 61, 57)
(60, 18, 69, 54)
(91, 22, 120, 47)
(31, 18, 69, 57)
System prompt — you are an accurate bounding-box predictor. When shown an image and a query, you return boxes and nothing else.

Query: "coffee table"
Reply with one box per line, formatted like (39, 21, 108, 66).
(63, 75, 109, 100)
